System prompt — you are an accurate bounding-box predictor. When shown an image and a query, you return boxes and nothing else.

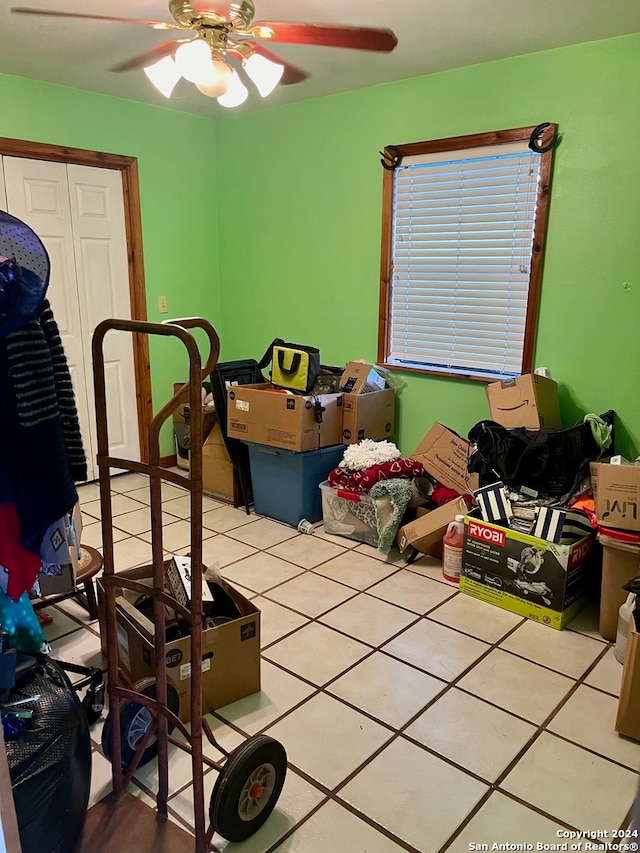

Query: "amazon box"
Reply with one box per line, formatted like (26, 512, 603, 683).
(341, 388, 395, 445)
(486, 374, 561, 430)
(227, 383, 343, 452)
(411, 423, 479, 495)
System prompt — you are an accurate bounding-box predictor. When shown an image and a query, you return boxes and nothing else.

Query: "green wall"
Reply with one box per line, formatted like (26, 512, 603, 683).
(215, 33, 640, 459)
(1, 32, 639, 461)
(0, 72, 221, 452)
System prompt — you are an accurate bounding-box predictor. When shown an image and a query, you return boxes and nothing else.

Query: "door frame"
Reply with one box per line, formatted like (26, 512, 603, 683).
(0, 135, 152, 466)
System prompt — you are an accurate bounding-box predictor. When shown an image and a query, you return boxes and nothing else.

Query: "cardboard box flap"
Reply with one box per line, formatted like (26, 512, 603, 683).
(397, 496, 469, 555)
(339, 361, 387, 395)
(116, 596, 155, 644)
(412, 423, 479, 495)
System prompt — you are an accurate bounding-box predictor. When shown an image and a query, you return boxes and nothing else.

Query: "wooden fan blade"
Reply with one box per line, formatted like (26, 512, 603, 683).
(110, 40, 186, 73)
(11, 7, 178, 29)
(248, 44, 309, 85)
(251, 22, 398, 52)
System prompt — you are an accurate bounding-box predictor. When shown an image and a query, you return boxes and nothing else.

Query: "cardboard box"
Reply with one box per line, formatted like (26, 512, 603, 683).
(227, 383, 343, 452)
(460, 514, 596, 629)
(615, 614, 640, 741)
(598, 532, 640, 640)
(202, 422, 236, 502)
(486, 374, 561, 430)
(591, 462, 640, 533)
(341, 387, 395, 445)
(339, 361, 386, 395)
(411, 423, 479, 495)
(98, 566, 261, 723)
(172, 382, 217, 471)
(397, 496, 469, 556)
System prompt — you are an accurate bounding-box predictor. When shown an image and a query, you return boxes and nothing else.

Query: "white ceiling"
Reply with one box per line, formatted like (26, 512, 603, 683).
(1, 0, 639, 117)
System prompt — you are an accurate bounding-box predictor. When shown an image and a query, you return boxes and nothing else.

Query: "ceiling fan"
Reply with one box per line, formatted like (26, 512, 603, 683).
(11, 1, 398, 107)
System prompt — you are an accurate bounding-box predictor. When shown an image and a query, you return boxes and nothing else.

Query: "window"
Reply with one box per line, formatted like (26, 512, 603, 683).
(377, 125, 555, 381)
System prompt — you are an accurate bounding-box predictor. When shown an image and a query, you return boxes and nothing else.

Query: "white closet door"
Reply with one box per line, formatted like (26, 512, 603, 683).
(0, 164, 6, 208)
(2, 157, 139, 480)
(67, 164, 139, 470)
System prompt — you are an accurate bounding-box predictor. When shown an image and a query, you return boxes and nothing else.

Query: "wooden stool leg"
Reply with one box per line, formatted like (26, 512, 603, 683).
(83, 579, 98, 619)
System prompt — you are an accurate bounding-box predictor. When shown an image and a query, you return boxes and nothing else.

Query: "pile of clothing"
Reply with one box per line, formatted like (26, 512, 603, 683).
(325, 439, 471, 554)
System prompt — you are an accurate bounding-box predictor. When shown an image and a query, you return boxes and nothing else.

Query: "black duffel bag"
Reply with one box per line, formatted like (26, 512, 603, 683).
(467, 410, 614, 498)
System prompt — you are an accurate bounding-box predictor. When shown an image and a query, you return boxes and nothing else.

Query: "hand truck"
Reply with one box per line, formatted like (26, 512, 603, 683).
(92, 317, 287, 851)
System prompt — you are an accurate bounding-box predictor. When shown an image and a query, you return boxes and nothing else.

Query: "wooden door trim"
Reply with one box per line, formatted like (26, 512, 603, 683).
(0, 136, 152, 465)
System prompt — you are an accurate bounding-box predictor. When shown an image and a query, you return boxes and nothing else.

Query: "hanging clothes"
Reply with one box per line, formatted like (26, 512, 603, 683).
(0, 211, 87, 602)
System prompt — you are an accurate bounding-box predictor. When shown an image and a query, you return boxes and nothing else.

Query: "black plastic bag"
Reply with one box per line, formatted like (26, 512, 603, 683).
(6, 656, 91, 853)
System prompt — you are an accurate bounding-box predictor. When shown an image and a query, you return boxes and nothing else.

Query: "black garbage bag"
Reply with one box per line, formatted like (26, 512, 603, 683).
(467, 411, 614, 498)
(6, 656, 91, 853)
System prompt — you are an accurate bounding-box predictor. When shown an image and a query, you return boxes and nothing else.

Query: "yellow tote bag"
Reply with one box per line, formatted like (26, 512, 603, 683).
(271, 343, 320, 394)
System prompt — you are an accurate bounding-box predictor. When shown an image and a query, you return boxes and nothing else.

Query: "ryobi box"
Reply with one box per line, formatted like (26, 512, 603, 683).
(460, 514, 597, 629)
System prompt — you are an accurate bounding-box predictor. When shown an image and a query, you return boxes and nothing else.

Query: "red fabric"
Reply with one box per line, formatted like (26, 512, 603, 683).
(0, 503, 42, 602)
(432, 484, 475, 509)
(598, 527, 640, 545)
(431, 484, 461, 507)
(328, 458, 425, 493)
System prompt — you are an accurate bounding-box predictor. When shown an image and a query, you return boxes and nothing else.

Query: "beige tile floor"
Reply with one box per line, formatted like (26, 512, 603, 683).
(40, 472, 640, 853)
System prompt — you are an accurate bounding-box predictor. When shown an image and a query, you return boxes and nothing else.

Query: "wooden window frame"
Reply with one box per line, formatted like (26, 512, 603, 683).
(377, 124, 555, 381)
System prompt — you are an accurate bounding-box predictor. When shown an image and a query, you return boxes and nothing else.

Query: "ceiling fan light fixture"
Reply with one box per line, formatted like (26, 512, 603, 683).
(217, 69, 249, 108)
(174, 38, 215, 84)
(243, 53, 284, 97)
(143, 55, 181, 98)
(195, 58, 234, 97)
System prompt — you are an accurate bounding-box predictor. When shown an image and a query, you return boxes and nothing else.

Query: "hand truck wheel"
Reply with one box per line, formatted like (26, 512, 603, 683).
(81, 689, 104, 725)
(101, 677, 180, 771)
(209, 734, 287, 842)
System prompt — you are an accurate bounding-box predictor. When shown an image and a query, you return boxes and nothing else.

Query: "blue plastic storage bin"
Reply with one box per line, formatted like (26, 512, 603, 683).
(247, 443, 345, 527)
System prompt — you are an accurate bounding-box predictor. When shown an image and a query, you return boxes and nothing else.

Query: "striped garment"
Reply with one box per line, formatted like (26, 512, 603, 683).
(531, 505, 594, 544)
(474, 480, 513, 523)
(6, 300, 87, 483)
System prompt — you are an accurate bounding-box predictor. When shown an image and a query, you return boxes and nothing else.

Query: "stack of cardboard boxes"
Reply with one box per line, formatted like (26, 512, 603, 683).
(224, 361, 396, 528)
(590, 460, 640, 639)
(460, 375, 597, 630)
(174, 361, 397, 519)
(590, 459, 640, 740)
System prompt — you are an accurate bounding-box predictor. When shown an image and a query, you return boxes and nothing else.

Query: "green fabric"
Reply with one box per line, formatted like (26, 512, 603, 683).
(583, 413, 613, 451)
(370, 479, 413, 555)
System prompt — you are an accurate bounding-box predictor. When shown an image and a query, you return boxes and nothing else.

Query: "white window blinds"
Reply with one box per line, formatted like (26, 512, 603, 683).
(388, 142, 541, 379)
